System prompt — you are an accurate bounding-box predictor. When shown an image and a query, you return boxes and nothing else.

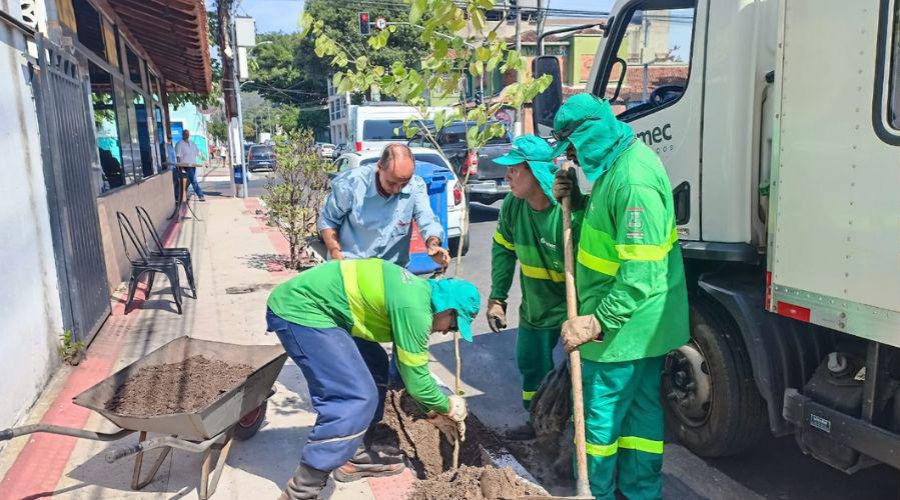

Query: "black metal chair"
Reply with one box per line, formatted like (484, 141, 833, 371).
(135, 205, 196, 296)
(117, 211, 183, 314)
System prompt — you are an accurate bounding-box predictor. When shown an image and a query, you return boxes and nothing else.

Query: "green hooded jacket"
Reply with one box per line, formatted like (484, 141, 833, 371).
(552, 94, 689, 362)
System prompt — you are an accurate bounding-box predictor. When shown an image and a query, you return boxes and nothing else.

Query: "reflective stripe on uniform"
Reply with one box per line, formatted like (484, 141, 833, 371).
(340, 260, 386, 340)
(583, 436, 664, 457)
(584, 439, 619, 457)
(577, 247, 620, 276)
(396, 345, 428, 367)
(618, 436, 664, 454)
(520, 263, 565, 282)
(522, 390, 536, 401)
(493, 231, 515, 251)
(306, 428, 368, 445)
(615, 229, 679, 261)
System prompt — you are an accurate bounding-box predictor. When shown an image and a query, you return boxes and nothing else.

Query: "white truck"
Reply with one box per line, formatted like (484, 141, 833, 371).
(532, 0, 900, 473)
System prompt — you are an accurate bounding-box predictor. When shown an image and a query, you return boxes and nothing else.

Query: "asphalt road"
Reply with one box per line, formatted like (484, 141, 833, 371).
(429, 202, 899, 500)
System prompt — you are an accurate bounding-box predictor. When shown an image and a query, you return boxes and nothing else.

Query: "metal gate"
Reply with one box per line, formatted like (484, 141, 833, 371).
(33, 34, 111, 343)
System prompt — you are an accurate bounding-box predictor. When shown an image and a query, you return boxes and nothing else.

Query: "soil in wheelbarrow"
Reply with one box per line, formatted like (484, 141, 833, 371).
(105, 355, 255, 416)
(371, 390, 544, 499)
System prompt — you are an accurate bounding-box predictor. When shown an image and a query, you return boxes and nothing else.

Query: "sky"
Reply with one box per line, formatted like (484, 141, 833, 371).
(235, 0, 618, 34)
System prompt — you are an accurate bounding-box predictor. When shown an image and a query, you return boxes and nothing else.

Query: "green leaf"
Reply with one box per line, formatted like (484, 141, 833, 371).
(355, 55, 369, 69)
(465, 124, 478, 146)
(405, 126, 419, 138)
(471, 8, 485, 31)
(410, 0, 426, 24)
(475, 46, 491, 62)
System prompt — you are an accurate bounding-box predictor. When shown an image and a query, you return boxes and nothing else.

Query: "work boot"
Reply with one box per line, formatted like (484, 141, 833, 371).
(504, 421, 537, 441)
(363, 425, 404, 458)
(279, 463, 330, 500)
(332, 446, 406, 483)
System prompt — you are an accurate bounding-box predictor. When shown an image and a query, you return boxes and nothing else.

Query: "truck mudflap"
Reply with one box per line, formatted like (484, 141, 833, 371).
(783, 388, 900, 471)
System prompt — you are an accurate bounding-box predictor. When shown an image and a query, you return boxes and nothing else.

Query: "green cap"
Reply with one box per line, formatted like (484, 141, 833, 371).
(429, 278, 481, 341)
(493, 134, 555, 166)
(493, 134, 560, 204)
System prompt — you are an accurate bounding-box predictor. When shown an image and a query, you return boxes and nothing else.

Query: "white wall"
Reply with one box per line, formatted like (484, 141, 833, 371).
(0, 11, 65, 430)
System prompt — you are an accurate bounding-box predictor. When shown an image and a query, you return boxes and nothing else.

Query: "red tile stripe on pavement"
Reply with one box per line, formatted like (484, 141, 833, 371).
(0, 213, 186, 498)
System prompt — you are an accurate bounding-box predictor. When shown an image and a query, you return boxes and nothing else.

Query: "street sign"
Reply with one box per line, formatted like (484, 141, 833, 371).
(375, 17, 387, 30)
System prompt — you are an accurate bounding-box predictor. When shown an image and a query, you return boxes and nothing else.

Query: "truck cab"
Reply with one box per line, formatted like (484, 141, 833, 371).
(533, 0, 900, 473)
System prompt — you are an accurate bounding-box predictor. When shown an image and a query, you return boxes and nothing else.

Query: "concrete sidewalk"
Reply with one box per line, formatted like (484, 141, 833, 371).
(0, 194, 413, 499)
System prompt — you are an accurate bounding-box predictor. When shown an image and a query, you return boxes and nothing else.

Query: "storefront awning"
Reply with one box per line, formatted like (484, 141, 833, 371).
(108, 0, 212, 93)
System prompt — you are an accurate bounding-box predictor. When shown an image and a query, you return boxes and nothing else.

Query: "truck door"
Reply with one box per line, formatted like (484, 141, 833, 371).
(590, 0, 705, 240)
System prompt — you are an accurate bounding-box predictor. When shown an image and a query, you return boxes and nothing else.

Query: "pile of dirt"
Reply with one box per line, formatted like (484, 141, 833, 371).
(375, 391, 543, 498)
(105, 355, 255, 416)
(373, 390, 488, 477)
(409, 465, 544, 500)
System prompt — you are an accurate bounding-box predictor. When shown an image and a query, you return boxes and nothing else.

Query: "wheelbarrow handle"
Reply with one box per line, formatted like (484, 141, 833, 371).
(106, 442, 145, 463)
(0, 424, 132, 442)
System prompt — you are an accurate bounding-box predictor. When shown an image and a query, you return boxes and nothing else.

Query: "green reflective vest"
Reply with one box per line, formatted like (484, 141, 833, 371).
(267, 259, 450, 413)
(490, 194, 584, 329)
(576, 141, 689, 363)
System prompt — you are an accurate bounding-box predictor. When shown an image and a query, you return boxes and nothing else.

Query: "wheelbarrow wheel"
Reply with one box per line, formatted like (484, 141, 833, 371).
(234, 402, 267, 440)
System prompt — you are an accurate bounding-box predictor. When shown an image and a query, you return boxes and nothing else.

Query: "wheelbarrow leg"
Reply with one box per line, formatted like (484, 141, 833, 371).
(200, 428, 235, 500)
(131, 431, 171, 490)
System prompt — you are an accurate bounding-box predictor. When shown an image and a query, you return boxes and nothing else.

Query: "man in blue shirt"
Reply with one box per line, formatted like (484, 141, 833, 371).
(319, 144, 451, 268)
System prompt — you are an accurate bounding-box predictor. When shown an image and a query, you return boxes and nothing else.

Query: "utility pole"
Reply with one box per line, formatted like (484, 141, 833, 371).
(514, 6, 522, 136)
(218, 0, 241, 197)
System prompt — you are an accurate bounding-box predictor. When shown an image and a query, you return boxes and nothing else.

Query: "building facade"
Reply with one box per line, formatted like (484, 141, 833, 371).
(0, 0, 210, 430)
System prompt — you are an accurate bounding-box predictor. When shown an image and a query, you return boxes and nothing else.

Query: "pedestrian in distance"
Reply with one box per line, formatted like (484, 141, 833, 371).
(551, 94, 689, 500)
(318, 143, 451, 269)
(486, 134, 586, 441)
(174, 129, 206, 201)
(265, 258, 480, 500)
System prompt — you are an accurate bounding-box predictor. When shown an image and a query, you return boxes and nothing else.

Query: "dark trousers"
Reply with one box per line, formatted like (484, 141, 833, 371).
(185, 167, 204, 198)
(265, 308, 389, 471)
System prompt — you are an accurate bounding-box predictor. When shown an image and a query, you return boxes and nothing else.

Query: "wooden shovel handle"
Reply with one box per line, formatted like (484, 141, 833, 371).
(560, 162, 592, 498)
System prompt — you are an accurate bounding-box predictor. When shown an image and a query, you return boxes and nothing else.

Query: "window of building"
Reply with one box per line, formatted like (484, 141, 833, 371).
(73, 0, 106, 60)
(597, 4, 696, 120)
(89, 61, 125, 192)
(125, 46, 143, 87)
(132, 92, 155, 177)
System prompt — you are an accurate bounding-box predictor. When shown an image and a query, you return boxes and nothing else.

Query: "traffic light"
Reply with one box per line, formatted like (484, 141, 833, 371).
(359, 12, 370, 35)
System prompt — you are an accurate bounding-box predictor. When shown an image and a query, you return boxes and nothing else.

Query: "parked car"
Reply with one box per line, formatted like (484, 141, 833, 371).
(247, 144, 276, 171)
(332, 143, 351, 158)
(316, 142, 336, 158)
(408, 121, 513, 205)
(345, 103, 451, 152)
(332, 147, 469, 255)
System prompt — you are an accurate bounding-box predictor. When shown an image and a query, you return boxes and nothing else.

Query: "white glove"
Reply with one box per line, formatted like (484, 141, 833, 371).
(428, 395, 467, 442)
(560, 315, 602, 352)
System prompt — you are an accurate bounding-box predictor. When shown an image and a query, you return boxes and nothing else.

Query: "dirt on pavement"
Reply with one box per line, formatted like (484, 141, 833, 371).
(409, 465, 544, 500)
(105, 355, 255, 416)
(375, 390, 543, 498)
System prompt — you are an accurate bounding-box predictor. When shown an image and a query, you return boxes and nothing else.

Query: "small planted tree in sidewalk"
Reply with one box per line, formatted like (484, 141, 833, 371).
(301, 0, 551, 269)
(262, 129, 334, 269)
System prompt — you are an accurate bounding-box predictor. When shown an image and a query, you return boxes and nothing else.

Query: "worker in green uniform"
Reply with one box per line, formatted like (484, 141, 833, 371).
(550, 94, 689, 500)
(266, 258, 480, 499)
(487, 134, 585, 440)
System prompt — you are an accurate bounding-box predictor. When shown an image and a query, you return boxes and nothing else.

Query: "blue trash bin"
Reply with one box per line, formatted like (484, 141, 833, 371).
(407, 161, 450, 275)
(234, 164, 246, 184)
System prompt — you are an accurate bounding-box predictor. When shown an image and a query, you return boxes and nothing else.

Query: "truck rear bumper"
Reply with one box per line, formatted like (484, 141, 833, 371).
(466, 180, 511, 195)
(783, 388, 900, 470)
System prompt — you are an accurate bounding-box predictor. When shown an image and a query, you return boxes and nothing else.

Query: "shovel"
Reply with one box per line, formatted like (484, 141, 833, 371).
(518, 161, 593, 500)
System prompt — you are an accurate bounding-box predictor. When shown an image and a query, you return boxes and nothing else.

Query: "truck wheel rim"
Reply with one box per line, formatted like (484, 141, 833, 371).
(663, 342, 712, 427)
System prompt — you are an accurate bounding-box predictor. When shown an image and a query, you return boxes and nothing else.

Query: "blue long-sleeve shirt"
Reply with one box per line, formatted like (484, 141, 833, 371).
(318, 165, 444, 267)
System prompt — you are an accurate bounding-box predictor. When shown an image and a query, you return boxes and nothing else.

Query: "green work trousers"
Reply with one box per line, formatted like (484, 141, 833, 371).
(581, 356, 665, 500)
(516, 324, 560, 410)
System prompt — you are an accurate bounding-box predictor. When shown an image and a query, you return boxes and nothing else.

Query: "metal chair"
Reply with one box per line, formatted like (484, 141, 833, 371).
(117, 212, 183, 314)
(135, 205, 196, 296)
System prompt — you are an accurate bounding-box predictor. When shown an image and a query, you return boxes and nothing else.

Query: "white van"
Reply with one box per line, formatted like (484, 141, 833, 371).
(348, 103, 450, 152)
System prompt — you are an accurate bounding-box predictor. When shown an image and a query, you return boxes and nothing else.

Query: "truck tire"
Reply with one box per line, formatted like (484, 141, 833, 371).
(662, 298, 768, 457)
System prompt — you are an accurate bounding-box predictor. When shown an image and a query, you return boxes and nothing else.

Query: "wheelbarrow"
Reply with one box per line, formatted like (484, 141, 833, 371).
(0, 336, 288, 499)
